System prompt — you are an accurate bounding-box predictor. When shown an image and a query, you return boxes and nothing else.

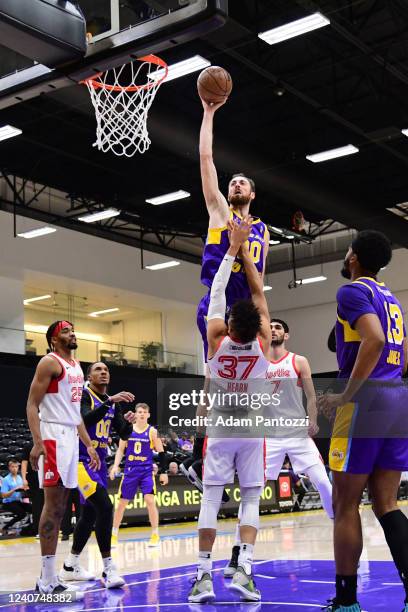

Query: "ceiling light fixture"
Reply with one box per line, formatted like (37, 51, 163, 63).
(23, 294, 52, 305)
(263, 285, 273, 292)
(17, 227, 57, 239)
(150, 55, 210, 82)
(78, 208, 120, 223)
(269, 240, 281, 245)
(306, 144, 359, 163)
(258, 12, 330, 46)
(401, 129, 408, 137)
(296, 275, 327, 285)
(146, 190, 190, 205)
(145, 261, 180, 271)
(89, 307, 120, 317)
(0, 124, 22, 142)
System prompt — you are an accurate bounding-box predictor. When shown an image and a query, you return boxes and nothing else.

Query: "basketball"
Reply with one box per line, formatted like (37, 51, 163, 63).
(197, 66, 233, 104)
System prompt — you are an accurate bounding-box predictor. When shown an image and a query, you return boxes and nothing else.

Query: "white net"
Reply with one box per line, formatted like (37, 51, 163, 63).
(83, 55, 167, 157)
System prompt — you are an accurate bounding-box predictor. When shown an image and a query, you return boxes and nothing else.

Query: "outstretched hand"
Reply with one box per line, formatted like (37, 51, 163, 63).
(201, 97, 228, 113)
(228, 216, 252, 249)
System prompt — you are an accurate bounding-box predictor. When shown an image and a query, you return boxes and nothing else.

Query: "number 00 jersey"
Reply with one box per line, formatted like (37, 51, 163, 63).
(39, 352, 83, 426)
(336, 276, 406, 379)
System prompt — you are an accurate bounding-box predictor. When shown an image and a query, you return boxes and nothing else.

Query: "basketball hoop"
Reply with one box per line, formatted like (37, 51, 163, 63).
(81, 55, 168, 157)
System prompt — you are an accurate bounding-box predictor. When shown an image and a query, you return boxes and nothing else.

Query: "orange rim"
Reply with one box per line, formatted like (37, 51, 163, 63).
(80, 54, 168, 92)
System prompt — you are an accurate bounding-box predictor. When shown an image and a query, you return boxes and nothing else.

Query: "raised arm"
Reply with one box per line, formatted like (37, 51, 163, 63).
(241, 243, 272, 351)
(199, 100, 230, 227)
(206, 218, 252, 357)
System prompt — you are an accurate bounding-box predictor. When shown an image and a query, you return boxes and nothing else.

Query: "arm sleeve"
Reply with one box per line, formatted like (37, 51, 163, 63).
(81, 389, 111, 427)
(337, 284, 377, 328)
(207, 254, 235, 321)
(112, 404, 132, 440)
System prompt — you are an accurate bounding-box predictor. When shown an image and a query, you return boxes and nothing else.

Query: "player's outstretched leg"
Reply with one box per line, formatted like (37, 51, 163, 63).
(111, 498, 128, 547)
(61, 486, 124, 588)
(228, 487, 262, 602)
(188, 484, 224, 603)
(305, 462, 334, 519)
(224, 502, 241, 577)
(145, 493, 160, 546)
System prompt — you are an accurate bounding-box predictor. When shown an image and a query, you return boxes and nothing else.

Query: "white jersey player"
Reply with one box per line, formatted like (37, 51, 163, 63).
(189, 217, 272, 604)
(26, 320, 100, 596)
(224, 319, 334, 577)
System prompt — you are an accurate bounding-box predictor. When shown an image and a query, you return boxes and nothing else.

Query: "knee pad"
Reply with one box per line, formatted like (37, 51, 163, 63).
(240, 486, 262, 530)
(197, 484, 224, 530)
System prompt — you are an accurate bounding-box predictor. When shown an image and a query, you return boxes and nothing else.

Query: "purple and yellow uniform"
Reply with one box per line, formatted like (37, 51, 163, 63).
(197, 210, 267, 359)
(120, 425, 156, 499)
(78, 386, 131, 503)
(329, 276, 408, 474)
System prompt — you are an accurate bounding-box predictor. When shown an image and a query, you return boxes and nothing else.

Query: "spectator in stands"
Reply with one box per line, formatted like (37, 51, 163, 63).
(21, 441, 44, 536)
(282, 458, 311, 512)
(1, 459, 32, 535)
(168, 461, 179, 476)
(160, 435, 168, 452)
(167, 431, 180, 453)
(179, 433, 193, 453)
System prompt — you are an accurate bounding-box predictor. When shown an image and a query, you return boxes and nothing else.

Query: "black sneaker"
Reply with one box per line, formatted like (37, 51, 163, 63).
(223, 545, 240, 577)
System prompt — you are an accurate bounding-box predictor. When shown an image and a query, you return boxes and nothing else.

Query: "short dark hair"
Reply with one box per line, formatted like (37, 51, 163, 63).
(351, 230, 392, 274)
(86, 361, 107, 377)
(8, 458, 18, 466)
(230, 173, 255, 193)
(46, 320, 73, 349)
(271, 318, 289, 334)
(230, 299, 261, 343)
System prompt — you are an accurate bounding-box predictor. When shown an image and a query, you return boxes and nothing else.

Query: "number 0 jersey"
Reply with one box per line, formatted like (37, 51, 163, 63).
(201, 210, 267, 304)
(336, 276, 406, 379)
(124, 426, 154, 471)
(39, 352, 83, 426)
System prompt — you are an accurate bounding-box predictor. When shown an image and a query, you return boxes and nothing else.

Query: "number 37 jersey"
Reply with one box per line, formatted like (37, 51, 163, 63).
(336, 276, 406, 379)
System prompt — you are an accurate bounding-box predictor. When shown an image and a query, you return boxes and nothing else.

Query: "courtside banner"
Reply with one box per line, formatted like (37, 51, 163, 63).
(108, 475, 282, 522)
(157, 377, 408, 439)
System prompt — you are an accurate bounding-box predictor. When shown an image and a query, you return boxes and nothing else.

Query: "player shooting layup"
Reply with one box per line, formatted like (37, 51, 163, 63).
(196, 97, 270, 361)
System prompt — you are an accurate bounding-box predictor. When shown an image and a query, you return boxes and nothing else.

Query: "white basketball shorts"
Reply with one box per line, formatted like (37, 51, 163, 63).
(203, 437, 265, 487)
(39, 421, 79, 488)
(265, 437, 322, 481)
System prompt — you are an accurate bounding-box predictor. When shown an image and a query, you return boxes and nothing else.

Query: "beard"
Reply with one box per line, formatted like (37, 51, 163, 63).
(271, 337, 285, 346)
(229, 193, 251, 208)
(341, 258, 351, 279)
(68, 340, 78, 350)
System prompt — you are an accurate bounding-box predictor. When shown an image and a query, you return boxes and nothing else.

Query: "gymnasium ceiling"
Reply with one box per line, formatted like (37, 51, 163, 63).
(1, 0, 408, 270)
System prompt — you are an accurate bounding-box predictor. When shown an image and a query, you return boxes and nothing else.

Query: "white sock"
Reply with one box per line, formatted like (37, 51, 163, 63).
(112, 528, 118, 536)
(65, 552, 80, 568)
(41, 555, 56, 584)
(103, 557, 113, 572)
(238, 543, 254, 575)
(234, 523, 241, 546)
(197, 551, 212, 579)
(152, 527, 159, 536)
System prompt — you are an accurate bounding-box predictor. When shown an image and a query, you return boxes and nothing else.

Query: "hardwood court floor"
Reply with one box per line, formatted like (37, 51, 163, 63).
(0, 503, 406, 611)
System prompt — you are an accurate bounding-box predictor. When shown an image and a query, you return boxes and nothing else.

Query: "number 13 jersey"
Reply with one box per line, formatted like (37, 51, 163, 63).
(336, 276, 406, 379)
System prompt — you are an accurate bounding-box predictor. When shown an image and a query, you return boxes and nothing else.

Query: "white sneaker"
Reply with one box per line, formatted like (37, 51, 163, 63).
(35, 577, 84, 600)
(59, 563, 95, 582)
(101, 565, 125, 589)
